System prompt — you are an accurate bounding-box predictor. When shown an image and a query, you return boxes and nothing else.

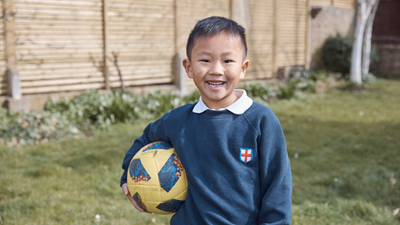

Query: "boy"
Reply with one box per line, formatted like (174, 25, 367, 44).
(121, 16, 292, 224)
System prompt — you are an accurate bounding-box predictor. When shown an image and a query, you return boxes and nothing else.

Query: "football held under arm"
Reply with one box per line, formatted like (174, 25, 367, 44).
(120, 112, 171, 186)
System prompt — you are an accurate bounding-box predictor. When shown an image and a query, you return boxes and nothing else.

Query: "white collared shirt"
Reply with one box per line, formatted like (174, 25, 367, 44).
(192, 89, 253, 115)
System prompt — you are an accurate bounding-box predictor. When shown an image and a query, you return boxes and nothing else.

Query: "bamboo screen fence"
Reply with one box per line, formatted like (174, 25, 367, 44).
(0, 0, 355, 96)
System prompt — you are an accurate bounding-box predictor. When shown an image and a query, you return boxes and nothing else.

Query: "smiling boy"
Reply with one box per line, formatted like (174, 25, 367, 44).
(183, 27, 249, 110)
(121, 16, 292, 224)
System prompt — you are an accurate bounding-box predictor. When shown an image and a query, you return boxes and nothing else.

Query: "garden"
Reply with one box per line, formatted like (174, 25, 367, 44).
(0, 75, 399, 224)
(0, 34, 399, 224)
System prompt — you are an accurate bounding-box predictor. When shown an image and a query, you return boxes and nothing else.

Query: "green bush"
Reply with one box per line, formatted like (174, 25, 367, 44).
(0, 111, 80, 146)
(2, 73, 339, 146)
(278, 81, 298, 100)
(288, 66, 310, 81)
(321, 34, 353, 76)
(138, 91, 183, 120)
(309, 70, 338, 82)
(362, 73, 377, 84)
(241, 83, 276, 103)
(182, 90, 201, 103)
(107, 91, 141, 123)
(45, 89, 190, 128)
(46, 90, 143, 127)
(321, 34, 379, 77)
(287, 67, 317, 93)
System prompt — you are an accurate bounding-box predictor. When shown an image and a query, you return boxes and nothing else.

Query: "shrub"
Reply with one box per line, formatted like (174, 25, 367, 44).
(362, 73, 377, 84)
(0, 111, 80, 146)
(309, 70, 342, 82)
(45, 90, 142, 128)
(321, 34, 379, 77)
(241, 83, 276, 103)
(321, 34, 353, 76)
(278, 81, 298, 100)
(288, 66, 310, 82)
(2, 74, 333, 146)
(182, 90, 201, 103)
(138, 91, 183, 120)
(286, 66, 316, 93)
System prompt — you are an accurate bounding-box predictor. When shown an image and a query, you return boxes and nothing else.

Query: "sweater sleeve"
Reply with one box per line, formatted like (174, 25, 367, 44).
(120, 113, 170, 186)
(258, 112, 292, 225)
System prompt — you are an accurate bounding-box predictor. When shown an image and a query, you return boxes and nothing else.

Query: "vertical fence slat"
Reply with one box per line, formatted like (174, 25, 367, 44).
(305, 0, 311, 69)
(3, 0, 21, 98)
(102, 0, 110, 90)
(273, 0, 280, 75)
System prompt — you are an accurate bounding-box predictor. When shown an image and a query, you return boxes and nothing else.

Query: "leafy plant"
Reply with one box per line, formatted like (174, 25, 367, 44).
(241, 83, 276, 103)
(322, 34, 353, 76)
(278, 81, 298, 100)
(108, 91, 141, 123)
(288, 66, 310, 82)
(321, 34, 380, 77)
(297, 80, 317, 93)
(182, 90, 201, 104)
(0, 111, 80, 146)
(309, 70, 340, 82)
(1, 68, 351, 147)
(362, 73, 377, 84)
(138, 91, 183, 120)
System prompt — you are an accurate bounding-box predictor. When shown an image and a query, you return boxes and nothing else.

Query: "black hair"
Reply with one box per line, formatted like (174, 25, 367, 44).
(186, 16, 248, 62)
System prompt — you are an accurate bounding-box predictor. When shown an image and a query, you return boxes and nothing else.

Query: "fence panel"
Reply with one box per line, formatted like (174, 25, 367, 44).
(335, 0, 355, 8)
(311, 0, 332, 6)
(14, 0, 105, 94)
(277, 0, 308, 68)
(246, 0, 275, 79)
(0, 0, 356, 97)
(175, 0, 231, 88)
(107, 0, 175, 88)
(176, 0, 230, 54)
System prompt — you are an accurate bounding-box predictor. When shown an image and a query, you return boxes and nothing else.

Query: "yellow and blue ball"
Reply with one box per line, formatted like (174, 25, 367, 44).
(127, 141, 188, 214)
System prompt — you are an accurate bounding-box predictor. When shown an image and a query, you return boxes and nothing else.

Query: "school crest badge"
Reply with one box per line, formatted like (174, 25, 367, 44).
(240, 148, 253, 163)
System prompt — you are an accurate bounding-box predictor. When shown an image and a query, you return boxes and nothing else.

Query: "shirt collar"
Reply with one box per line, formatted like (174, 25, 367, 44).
(192, 89, 253, 115)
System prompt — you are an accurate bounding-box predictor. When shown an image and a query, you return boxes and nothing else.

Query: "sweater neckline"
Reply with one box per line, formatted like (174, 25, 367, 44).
(197, 108, 242, 119)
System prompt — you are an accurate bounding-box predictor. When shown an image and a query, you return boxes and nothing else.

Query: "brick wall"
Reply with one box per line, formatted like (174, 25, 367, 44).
(376, 44, 400, 76)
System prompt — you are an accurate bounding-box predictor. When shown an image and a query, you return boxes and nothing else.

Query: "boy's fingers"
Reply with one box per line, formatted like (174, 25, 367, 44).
(127, 194, 149, 213)
(121, 183, 151, 214)
(127, 195, 152, 214)
(121, 183, 131, 196)
(127, 195, 143, 211)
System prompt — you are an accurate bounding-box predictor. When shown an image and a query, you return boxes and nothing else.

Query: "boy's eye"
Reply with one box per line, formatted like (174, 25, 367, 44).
(224, 60, 233, 63)
(200, 59, 210, 63)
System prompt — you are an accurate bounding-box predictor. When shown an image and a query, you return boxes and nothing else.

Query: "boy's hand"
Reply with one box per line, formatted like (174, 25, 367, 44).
(121, 183, 151, 213)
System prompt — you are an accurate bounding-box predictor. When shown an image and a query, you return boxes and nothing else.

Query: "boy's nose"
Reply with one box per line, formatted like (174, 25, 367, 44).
(209, 62, 224, 76)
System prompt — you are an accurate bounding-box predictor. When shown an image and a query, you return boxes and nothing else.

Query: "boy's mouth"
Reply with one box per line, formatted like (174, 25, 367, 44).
(206, 81, 225, 88)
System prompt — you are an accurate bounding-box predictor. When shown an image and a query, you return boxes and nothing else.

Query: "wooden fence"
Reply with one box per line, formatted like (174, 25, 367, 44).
(0, 0, 355, 96)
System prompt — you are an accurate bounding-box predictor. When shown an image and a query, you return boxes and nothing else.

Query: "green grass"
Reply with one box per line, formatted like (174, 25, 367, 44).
(1, 79, 399, 224)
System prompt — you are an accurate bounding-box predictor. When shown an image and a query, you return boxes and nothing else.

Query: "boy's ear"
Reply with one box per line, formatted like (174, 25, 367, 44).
(182, 58, 193, 79)
(240, 59, 250, 79)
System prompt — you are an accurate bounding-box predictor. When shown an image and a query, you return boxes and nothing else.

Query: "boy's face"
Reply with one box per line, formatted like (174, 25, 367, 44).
(183, 32, 249, 110)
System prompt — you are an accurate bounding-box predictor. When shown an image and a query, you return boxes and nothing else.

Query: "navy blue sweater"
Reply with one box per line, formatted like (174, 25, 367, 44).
(121, 102, 292, 224)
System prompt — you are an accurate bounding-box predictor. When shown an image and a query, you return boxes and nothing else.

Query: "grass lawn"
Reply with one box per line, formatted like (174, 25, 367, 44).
(0, 79, 399, 224)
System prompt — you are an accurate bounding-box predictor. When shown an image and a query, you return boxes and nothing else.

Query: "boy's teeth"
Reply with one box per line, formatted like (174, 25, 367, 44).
(207, 81, 224, 86)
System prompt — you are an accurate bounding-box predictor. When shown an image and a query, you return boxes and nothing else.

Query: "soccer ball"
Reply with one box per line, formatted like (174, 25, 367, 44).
(127, 141, 188, 214)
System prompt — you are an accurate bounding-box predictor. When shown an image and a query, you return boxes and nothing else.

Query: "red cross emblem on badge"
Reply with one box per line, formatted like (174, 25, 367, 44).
(240, 148, 253, 163)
